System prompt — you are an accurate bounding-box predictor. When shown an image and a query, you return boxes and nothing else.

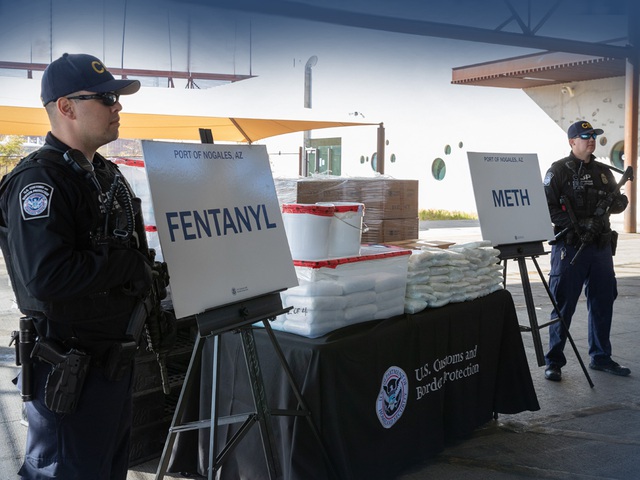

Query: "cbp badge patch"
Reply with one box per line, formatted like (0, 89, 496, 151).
(376, 366, 408, 429)
(20, 183, 53, 220)
(543, 171, 554, 186)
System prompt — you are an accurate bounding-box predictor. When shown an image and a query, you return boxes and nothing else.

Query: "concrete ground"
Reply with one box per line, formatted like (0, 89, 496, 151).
(1, 218, 639, 479)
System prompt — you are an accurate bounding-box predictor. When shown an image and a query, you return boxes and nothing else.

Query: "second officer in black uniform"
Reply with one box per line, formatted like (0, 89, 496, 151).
(543, 120, 630, 382)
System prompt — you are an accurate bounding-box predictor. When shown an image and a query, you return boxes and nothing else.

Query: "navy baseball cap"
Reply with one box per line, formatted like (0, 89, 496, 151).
(567, 120, 603, 139)
(41, 53, 140, 106)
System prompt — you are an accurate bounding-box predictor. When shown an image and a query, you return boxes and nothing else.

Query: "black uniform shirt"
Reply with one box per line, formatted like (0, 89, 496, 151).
(543, 151, 620, 233)
(0, 134, 149, 353)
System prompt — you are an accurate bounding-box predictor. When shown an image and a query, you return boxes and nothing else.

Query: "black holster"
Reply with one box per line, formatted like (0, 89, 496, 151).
(610, 230, 619, 256)
(32, 338, 91, 414)
(597, 231, 613, 250)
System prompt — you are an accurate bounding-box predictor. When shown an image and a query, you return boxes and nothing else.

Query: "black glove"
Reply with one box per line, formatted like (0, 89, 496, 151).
(579, 216, 604, 245)
(609, 193, 629, 214)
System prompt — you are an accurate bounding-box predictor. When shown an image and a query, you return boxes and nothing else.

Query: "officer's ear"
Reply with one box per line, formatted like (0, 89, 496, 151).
(56, 97, 76, 120)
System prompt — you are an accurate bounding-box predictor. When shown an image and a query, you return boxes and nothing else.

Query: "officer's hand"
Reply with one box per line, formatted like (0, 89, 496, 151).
(610, 193, 629, 214)
(581, 216, 604, 234)
(579, 217, 604, 244)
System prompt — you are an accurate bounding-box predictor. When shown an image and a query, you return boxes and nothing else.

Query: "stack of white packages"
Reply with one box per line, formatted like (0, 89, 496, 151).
(404, 240, 503, 314)
(269, 249, 410, 338)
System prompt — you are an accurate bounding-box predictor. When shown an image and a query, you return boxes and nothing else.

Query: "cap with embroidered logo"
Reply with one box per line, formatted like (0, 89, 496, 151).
(40, 53, 140, 106)
(567, 120, 604, 139)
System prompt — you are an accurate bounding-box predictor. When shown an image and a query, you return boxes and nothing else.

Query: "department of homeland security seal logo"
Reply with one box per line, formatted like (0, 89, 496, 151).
(20, 183, 53, 220)
(376, 366, 409, 429)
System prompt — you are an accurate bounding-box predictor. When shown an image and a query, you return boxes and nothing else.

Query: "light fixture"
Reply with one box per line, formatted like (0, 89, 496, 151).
(561, 86, 575, 97)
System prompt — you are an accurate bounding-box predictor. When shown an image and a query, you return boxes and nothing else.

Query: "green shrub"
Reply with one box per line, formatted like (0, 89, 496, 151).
(418, 209, 478, 221)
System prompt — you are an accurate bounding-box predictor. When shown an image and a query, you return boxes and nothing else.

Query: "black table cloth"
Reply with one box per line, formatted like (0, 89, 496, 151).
(167, 289, 539, 479)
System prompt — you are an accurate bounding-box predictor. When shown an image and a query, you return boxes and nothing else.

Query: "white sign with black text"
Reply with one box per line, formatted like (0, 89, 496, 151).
(141, 141, 298, 319)
(467, 151, 554, 246)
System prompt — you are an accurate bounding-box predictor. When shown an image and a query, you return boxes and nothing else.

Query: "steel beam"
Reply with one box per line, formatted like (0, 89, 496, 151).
(194, 0, 632, 59)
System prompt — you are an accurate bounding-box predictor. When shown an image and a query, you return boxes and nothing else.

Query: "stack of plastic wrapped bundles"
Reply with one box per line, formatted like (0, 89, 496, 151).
(270, 246, 411, 338)
(404, 241, 503, 314)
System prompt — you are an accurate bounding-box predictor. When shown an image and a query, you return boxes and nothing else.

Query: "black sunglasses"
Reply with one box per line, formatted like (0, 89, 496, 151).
(66, 92, 120, 107)
(577, 133, 598, 140)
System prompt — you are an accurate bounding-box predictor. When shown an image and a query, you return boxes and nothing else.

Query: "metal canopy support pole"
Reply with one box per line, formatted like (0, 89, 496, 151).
(624, 1, 639, 233)
(376, 123, 385, 174)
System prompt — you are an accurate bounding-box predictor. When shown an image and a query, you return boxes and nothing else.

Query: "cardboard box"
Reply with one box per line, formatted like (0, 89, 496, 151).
(362, 217, 419, 244)
(295, 178, 419, 220)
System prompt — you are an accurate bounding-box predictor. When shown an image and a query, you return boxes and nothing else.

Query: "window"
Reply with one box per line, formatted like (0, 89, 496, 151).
(610, 141, 625, 171)
(431, 158, 446, 180)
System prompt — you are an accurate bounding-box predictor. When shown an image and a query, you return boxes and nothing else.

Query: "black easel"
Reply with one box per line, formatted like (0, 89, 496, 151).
(497, 241, 594, 388)
(155, 292, 339, 480)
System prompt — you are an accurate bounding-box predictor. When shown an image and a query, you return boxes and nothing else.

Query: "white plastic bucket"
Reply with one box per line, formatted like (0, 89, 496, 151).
(317, 202, 365, 257)
(282, 203, 335, 260)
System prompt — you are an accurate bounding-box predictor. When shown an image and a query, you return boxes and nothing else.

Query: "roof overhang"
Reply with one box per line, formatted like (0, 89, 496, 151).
(452, 51, 626, 89)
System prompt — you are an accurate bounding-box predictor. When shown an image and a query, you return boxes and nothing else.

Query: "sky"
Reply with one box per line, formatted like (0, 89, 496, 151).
(0, 0, 630, 212)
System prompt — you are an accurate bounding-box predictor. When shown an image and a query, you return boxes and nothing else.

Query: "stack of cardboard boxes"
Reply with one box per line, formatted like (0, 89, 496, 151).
(295, 177, 419, 243)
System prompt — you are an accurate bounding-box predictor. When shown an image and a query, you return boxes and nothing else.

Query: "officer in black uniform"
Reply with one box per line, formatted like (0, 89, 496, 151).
(543, 120, 630, 382)
(0, 53, 153, 479)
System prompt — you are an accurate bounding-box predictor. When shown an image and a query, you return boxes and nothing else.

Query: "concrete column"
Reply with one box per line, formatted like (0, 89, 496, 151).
(624, 2, 639, 233)
(376, 123, 385, 174)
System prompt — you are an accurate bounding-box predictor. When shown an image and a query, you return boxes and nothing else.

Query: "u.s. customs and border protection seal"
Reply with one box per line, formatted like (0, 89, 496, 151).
(376, 366, 409, 428)
(20, 183, 53, 220)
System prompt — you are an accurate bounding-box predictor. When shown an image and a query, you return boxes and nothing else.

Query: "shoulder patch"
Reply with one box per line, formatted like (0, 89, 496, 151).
(543, 171, 554, 186)
(20, 183, 54, 220)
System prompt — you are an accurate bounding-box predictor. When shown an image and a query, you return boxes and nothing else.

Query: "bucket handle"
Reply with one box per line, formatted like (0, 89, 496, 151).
(333, 214, 369, 233)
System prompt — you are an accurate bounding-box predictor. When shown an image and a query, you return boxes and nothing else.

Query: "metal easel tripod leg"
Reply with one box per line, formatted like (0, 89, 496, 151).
(259, 318, 341, 480)
(155, 293, 340, 480)
(530, 256, 594, 388)
(499, 242, 593, 388)
(154, 328, 284, 479)
(513, 255, 546, 366)
(155, 331, 206, 480)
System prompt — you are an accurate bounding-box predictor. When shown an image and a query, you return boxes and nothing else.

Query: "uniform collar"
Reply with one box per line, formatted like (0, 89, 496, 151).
(569, 151, 595, 165)
(44, 132, 106, 168)
(44, 132, 70, 153)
